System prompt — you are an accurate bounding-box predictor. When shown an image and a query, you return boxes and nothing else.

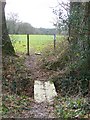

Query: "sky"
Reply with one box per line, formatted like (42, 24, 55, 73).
(5, 0, 59, 28)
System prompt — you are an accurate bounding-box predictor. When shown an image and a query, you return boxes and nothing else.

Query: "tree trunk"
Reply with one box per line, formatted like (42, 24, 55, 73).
(1, 1, 15, 55)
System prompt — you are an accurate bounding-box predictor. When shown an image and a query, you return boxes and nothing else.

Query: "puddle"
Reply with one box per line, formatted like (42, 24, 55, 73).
(34, 81, 57, 103)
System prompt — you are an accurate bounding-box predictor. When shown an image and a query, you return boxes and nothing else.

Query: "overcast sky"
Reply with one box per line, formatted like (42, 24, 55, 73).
(5, 0, 60, 28)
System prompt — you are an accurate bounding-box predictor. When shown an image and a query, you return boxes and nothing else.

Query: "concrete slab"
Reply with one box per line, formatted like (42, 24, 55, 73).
(34, 81, 57, 103)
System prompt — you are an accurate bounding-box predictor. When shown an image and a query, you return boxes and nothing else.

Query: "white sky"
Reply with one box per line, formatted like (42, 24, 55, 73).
(5, 0, 59, 28)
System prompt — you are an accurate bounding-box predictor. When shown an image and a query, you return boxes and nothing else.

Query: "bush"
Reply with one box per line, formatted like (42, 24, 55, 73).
(52, 76, 89, 97)
(41, 39, 70, 71)
(41, 38, 89, 97)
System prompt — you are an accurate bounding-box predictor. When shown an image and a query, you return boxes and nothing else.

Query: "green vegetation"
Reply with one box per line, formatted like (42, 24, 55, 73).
(10, 34, 64, 53)
(40, 38, 90, 118)
(2, 95, 33, 117)
(2, 1, 90, 118)
(54, 96, 89, 118)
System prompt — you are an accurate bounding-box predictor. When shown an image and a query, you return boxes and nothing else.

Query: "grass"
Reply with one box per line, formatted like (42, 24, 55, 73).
(10, 34, 64, 53)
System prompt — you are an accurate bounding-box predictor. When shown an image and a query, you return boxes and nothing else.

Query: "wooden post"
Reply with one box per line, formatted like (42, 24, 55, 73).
(54, 34, 56, 50)
(27, 34, 29, 55)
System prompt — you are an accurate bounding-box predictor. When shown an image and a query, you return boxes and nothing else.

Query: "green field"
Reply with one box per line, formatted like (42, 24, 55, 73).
(10, 34, 63, 53)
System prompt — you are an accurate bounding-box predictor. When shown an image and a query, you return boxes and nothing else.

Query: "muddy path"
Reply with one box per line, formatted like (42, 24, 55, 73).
(25, 53, 56, 81)
(24, 53, 57, 118)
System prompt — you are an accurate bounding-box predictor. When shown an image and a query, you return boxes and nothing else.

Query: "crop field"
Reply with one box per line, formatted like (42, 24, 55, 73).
(10, 34, 64, 53)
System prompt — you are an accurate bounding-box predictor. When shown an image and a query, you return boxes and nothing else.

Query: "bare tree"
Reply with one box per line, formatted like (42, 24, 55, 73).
(52, 1, 70, 35)
(6, 12, 20, 34)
